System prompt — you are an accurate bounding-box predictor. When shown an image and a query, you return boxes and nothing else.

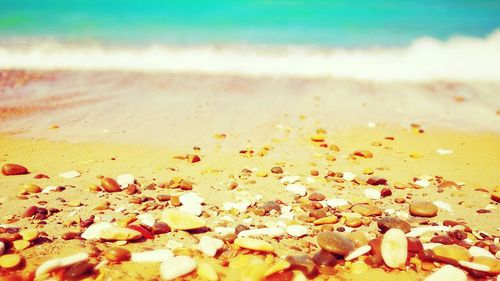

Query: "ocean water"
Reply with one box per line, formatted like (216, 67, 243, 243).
(1, 0, 500, 81)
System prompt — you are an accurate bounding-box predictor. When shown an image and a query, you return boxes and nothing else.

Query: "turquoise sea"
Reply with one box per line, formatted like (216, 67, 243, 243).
(1, 0, 500, 47)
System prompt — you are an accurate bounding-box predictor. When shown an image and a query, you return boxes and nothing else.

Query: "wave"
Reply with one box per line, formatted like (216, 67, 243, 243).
(1, 30, 500, 82)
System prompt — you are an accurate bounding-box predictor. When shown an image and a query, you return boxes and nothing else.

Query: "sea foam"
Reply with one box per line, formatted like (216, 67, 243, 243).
(1, 30, 499, 82)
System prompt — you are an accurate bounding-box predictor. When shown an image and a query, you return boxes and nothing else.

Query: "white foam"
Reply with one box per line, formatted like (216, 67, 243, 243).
(1, 30, 500, 82)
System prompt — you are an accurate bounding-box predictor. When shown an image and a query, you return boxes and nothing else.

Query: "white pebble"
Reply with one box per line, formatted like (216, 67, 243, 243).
(326, 198, 349, 208)
(469, 246, 496, 258)
(166, 240, 183, 250)
(424, 265, 466, 281)
(131, 249, 174, 263)
(285, 184, 307, 196)
(433, 201, 453, 212)
(238, 227, 284, 238)
(286, 225, 308, 237)
(179, 192, 204, 205)
(436, 149, 453, 155)
(280, 176, 300, 185)
(117, 174, 135, 189)
(36, 253, 89, 277)
(59, 170, 81, 179)
(198, 236, 224, 257)
(406, 226, 449, 237)
(364, 188, 381, 200)
(179, 204, 203, 216)
(458, 260, 490, 272)
(414, 179, 430, 188)
(137, 213, 156, 227)
(345, 245, 371, 261)
(42, 186, 58, 193)
(342, 172, 356, 181)
(81, 222, 113, 240)
(160, 256, 197, 280)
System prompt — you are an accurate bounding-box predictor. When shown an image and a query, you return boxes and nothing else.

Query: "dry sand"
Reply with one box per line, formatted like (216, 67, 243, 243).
(0, 70, 499, 280)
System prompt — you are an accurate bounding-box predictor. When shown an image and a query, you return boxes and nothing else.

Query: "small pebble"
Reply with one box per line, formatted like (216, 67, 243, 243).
(160, 256, 197, 280)
(409, 201, 438, 217)
(0, 254, 22, 268)
(104, 247, 131, 262)
(2, 164, 29, 176)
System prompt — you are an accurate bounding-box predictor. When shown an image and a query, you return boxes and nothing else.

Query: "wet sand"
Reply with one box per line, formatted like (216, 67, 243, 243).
(0, 70, 499, 280)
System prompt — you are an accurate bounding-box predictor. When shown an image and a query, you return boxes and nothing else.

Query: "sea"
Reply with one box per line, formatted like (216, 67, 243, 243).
(1, 0, 500, 81)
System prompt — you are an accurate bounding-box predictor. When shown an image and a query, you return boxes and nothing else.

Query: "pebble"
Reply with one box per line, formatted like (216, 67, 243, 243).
(436, 148, 453, 155)
(101, 177, 121, 192)
(160, 256, 197, 280)
(345, 245, 372, 261)
(234, 237, 274, 252)
(286, 255, 319, 278)
(309, 192, 325, 201)
(424, 265, 466, 281)
(406, 226, 450, 238)
(64, 261, 94, 280)
(438, 181, 460, 189)
(81, 222, 114, 240)
(157, 194, 170, 202)
(342, 172, 356, 181)
(472, 256, 500, 274)
(59, 170, 81, 178)
(367, 176, 387, 186)
(0, 242, 4, 256)
(351, 204, 382, 216)
(313, 216, 338, 225)
(433, 201, 453, 212)
(312, 250, 337, 267)
(271, 166, 283, 174)
(409, 201, 438, 217)
(104, 247, 131, 262)
(180, 203, 203, 216)
(262, 201, 281, 213)
(364, 188, 381, 200)
(198, 236, 224, 257)
(345, 217, 362, 228)
(131, 249, 174, 262)
(350, 260, 369, 275)
(458, 260, 490, 272)
(20, 229, 39, 241)
(24, 183, 42, 193)
(238, 227, 284, 238)
(377, 217, 411, 233)
(381, 229, 408, 268)
(432, 244, 471, 264)
(280, 175, 300, 184)
(0, 254, 22, 268)
(353, 150, 373, 158)
(469, 246, 495, 258)
(36, 253, 89, 277)
(309, 209, 327, 219)
(116, 174, 134, 188)
(265, 259, 291, 277)
(179, 192, 204, 205)
(317, 231, 356, 256)
(99, 227, 142, 241)
(161, 209, 206, 230)
(1, 164, 29, 176)
(13, 240, 30, 250)
(326, 198, 349, 208)
(286, 225, 308, 237)
(137, 213, 156, 227)
(285, 184, 307, 196)
(197, 262, 219, 281)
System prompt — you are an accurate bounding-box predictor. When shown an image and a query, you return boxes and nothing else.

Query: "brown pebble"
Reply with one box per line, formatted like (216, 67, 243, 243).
(407, 237, 424, 253)
(2, 164, 29, 176)
(101, 178, 121, 192)
(24, 184, 42, 193)
(22, 206, 38, 217)
(309, 209, 327, 219)
(157, 194, 170, 202)
(310, 170, 319, 176)
(409, 201, 438, 217)
(377, 217, 411, 233)
(64, 261, 94, 280)
(312, 250, 337, 267)
(262, 201, 281, 214)
(317, 232, 355, 256)
(270, 166, 283, 174)
(353, 150, 373, 158)
(395, 198, 406, 204)
(345, 217, 362, 228)
(367, 177, 387, 186)
(104, 247, 131, 262)
(351, 204, 382, 216)
(286, 255, 319, 278)
(380, 188, 392, 197)
(308, 192, 326, 201)
(438, 181, 460, 189)
(235, 224, 250, 235)
(62, 232, 79, 240)
(151, 222, 170, 235)
(170, 196, 181, 206)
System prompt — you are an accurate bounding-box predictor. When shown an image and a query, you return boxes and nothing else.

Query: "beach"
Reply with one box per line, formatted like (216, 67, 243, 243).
(0, 69, 499, 280)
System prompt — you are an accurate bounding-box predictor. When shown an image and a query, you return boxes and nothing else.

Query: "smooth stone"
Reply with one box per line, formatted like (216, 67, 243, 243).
(161, 209, 206, 230)
(262, 201, 281, 213)
(309, 192, 326, 201)
(101, 177, 121, 192)
(433, 200, 453, 212)
(104, 247, 131, 262)
(285, 184, 307, 196)
(286, 255, 319, 278)
(131, 249, 174, 262)
(116, 174, 134, 188)
(345, 217, 362, 228)
(20, 229, 39, 241)
(1, 164, 28, 176)
(351, 204, 382, 216)
(364, 188, 381, 200)
(179, 192, 204, 205)
(63, 261, 94, 280)
(458, 260, 490, 272)
(286, 225, 308, 237)
(345, 245, 372, 261)
(424, 265, 466, 281)
(198, 236, 224, 257)
(36, 253, 89, 277)
(152, 222, 171, 235)
(377, 217, 411, 233)
(24, 184, 42, 193)
(99, 227, 142, 241)
(280, 176, 300, 185)
(409, 201, 438, 217)
(59, 170, 81, 179)
(326, 198, 349, 208)
(13, 240, 30, 250)
(160, 256, 197, 280)
(234, 237, 274, 252)
(469, 246, 495, 258)
(312, 250, 337, 267)
(265, 259, 291, 276)
(317, 232, 356, 256)
(197, 262, 219, 281)
(406, 226, 450, 238)
(0, 241, 5, 256)
(313, 216, 338, 225)
(179, 203, 203, 216)
(472, 256, 500, 274)
(0, 254, 22, 268)
(432, 244, 471, 264)
(381, 229, 408, 269)
(81, 222, 114, 240)
(238, 227, 284, 238)
(137, 213, 156, 227)
(367, 176, 387, 186)
(342, 172, 356, 181)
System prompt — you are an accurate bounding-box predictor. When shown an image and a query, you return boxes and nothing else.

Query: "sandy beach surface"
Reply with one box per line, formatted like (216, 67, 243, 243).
(0, 70, 499, 280)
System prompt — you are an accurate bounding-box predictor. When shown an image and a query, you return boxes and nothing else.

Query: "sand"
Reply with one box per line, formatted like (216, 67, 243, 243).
(0, 70, 499, 280)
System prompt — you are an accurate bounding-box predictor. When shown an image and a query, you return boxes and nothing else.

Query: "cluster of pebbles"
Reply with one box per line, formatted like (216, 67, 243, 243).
(1, 131, 499, 281)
